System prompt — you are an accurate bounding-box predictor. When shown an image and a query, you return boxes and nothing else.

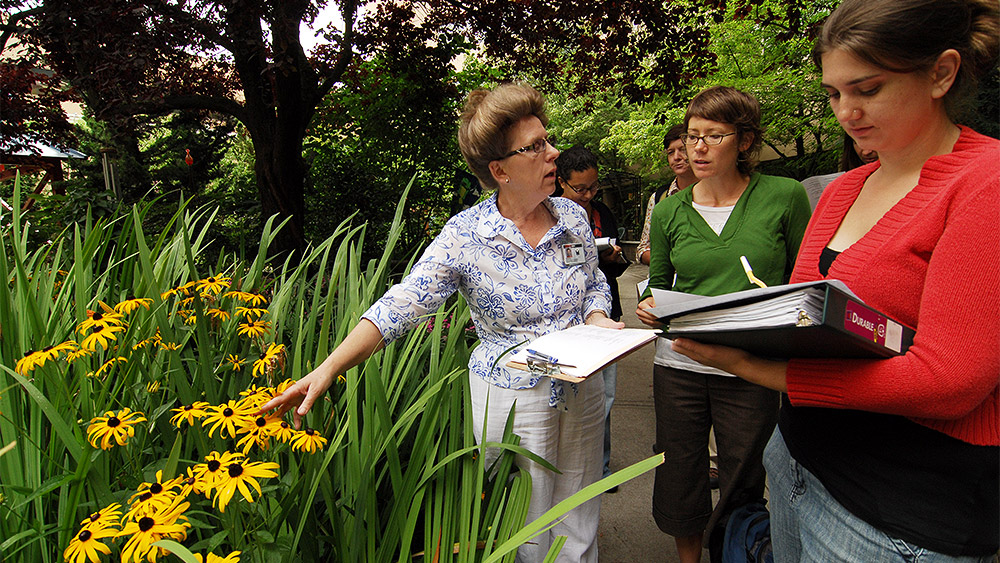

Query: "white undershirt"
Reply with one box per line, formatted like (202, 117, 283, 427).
(692, 202, 735, 235)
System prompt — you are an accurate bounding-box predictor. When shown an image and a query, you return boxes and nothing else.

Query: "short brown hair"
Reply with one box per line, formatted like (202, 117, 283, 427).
(458, 83, 548, 191)
(684, 86, 764, 176)
(813, 0, 1000, 116)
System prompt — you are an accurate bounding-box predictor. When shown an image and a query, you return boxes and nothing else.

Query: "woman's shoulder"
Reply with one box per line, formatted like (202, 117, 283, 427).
(753, 172, 806, 191)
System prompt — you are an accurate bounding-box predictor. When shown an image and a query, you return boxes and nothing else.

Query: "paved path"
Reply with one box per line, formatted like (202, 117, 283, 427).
(595, 264, 711, 563)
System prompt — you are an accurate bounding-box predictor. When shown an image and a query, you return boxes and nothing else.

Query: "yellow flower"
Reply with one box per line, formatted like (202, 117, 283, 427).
(235, 415, 275, 454)
(221, 354, 245, 372)
(80, 324, 125, 351)
(234, 306, 269, 320)
(90, 356, 127, 379)
(236, 319, 271, 339)
(251, 342, 285, 378)
(272, 419, 296, 443)
(273, 378, 297, 395)
(126, 470, 180, 520)
(177, 466, 213, 500)
(132, 331, 163, 351)
(201, 400, 254, 439)
(76, 307, 127, 335)
(14, 340, 77, 374)
(192, 451, 244, 496)
(146, 380, 160, 393)
(205, 308, 231, 322)
(212, 458, 279, 513)
(159, 340, 181, 351)
(196, 275, 232, 295)
(66, 347, 93, 363)
(289, 427, 328, 454)
(224, 290, 267, 306)
(194, 551, 241, 563)
(114, 298, 153, 315)
(169, 401, 210, 428)
(63, 524, 117, 563)
(86, 408, 146, 450)
(237, 384, 273, 409)
(118, 496, 190, 563)
(79, 502, 122, 530)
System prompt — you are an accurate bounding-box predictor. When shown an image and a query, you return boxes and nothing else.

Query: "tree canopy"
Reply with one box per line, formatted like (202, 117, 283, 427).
(1, 0, 739, 255)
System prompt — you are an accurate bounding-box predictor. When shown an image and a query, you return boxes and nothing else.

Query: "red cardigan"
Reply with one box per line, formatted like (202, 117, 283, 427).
(787, 127, 999, 446)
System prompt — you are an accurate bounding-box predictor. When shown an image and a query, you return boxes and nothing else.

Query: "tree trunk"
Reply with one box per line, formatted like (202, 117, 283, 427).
(252, 128, 307, 260)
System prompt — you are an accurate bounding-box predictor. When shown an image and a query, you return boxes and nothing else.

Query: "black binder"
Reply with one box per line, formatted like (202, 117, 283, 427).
(656, 281, 915, 359)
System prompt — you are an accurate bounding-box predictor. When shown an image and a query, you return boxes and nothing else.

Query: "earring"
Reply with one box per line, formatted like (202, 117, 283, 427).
(505, 178, 510, 183)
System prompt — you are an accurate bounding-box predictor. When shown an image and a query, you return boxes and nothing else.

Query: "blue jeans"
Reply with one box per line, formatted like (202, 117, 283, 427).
(764, 429, 995, 563)
(601, 363, 616, 477)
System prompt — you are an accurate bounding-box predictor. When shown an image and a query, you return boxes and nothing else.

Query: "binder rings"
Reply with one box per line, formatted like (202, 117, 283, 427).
(652, 280, 916, 359)
(506, 325, 658, 382)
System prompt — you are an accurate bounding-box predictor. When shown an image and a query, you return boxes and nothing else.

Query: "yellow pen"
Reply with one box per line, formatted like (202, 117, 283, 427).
(740, 256, 768, 288)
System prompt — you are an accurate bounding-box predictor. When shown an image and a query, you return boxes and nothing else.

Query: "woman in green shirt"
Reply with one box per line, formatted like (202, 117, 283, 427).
(636, 86, 811, 563)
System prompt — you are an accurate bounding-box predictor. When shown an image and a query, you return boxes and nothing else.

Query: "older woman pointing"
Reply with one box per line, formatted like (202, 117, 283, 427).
(260, 83, 622, 563)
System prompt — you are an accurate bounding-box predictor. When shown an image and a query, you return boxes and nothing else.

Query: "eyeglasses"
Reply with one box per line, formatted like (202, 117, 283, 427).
(681, 132, 736, 146)
(565, 181, 602, 194)
(502, 135, 556, 159)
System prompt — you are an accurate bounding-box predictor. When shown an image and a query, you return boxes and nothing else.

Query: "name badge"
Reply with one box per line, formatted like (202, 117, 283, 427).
(562, 242, 586, 265)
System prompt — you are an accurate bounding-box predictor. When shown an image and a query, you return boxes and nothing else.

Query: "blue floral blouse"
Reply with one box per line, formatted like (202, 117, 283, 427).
(363, 193, 612, 407)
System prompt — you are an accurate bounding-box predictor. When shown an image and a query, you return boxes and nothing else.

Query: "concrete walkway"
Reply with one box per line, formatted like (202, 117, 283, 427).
(595, 263, 711, 563)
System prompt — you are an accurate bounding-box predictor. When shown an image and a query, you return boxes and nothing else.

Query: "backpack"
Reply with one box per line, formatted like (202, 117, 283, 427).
(722, 500, 774, 563)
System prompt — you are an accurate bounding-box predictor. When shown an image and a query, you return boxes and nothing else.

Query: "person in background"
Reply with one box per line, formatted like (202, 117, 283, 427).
(260, 83, 624, 563)
(637, 123, 699, 266)
(556, 145, 629, 489)
(636, 86, 811, 563)
(669, 0, 999, 560)
(802, 132, 880, 209)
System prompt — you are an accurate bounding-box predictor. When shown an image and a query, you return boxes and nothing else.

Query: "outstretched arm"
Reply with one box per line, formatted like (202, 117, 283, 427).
(257, 319, 385, 428)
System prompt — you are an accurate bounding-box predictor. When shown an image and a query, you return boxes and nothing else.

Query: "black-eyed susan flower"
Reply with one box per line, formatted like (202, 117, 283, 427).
(205, 308, 231, 322)
(236, 319, 271, 339)
(221, 354, 245, 372)
(114, 297, 152, 315)
(194, 551, 241, 563)
(66, 347, 93, 363)
(201, 400, 253, 439)
(80, 324, 125, 352)
(237, 384, 272, 409)
(273, 378, 296, 395)
(169, 401, 210, 428)
(177, 466, 213, 500)
(79, 502, 122, 530)
(196, 275, 231, 295)
(159, 340, 181, 351)
(88, 356, 127, 379)
(86, 408, 146, 450)
(192, 451, 244, 495)
(212, 458, 279, 513)
(234, 306, 269, 320)
(118, 497, 190, 563)
(126, 470, 180, 520)
(251, 342, 285, 379)
(224, 290, 267, 307)
(146, 380, 160, 393)
(289, 428, 328, 454)
(272, 420, 296, 443)
(76, 308, 127, 335)
(63, 524, 117, 563)
(235, 415, 275, 454)
(14, 340, 77, 374)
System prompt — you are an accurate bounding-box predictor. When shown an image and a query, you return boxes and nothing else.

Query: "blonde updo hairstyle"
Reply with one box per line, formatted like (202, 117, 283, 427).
(458, 83, 548, 191)
(684, 86, 764, 177)
(813, 0, 1000, 118)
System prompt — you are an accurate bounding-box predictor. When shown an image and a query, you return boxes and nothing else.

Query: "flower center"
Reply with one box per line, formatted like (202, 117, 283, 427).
(207, 460, 221, 472)
(43, 345, 54, 352)
(150, 483, 162, 494)
(107, 417, 121, 428)
(228, 463, 244, 478)
(138, 516, 154, 532)
(280, 422, 290, 429)
(208, 277, 216, 283)
(223, 408, 234, 417)
(139, 492, 152, 502)
(93, 312, 103, 321)
(89, 512, 100, 522)
(79, 529, 92, 541)
(255, 417, 266, 428)
(184, 404, 193, 411)
(305, 428, 315, 436)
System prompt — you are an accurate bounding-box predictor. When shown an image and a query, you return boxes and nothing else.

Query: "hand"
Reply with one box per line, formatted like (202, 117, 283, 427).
(636, 296, 663, 328)
(256, 365, 336, 428)
(671, 338, 788, 392)
(599, 245, 622, 265)
(585, 312, 625, 330)
(639, 250, 651, 266)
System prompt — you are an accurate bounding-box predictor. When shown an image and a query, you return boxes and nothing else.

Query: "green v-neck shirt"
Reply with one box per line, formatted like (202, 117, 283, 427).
(644, 172, 811, 298)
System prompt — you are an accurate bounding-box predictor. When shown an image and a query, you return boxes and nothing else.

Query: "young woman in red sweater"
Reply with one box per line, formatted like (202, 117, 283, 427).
(671, 0, 999, 560)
